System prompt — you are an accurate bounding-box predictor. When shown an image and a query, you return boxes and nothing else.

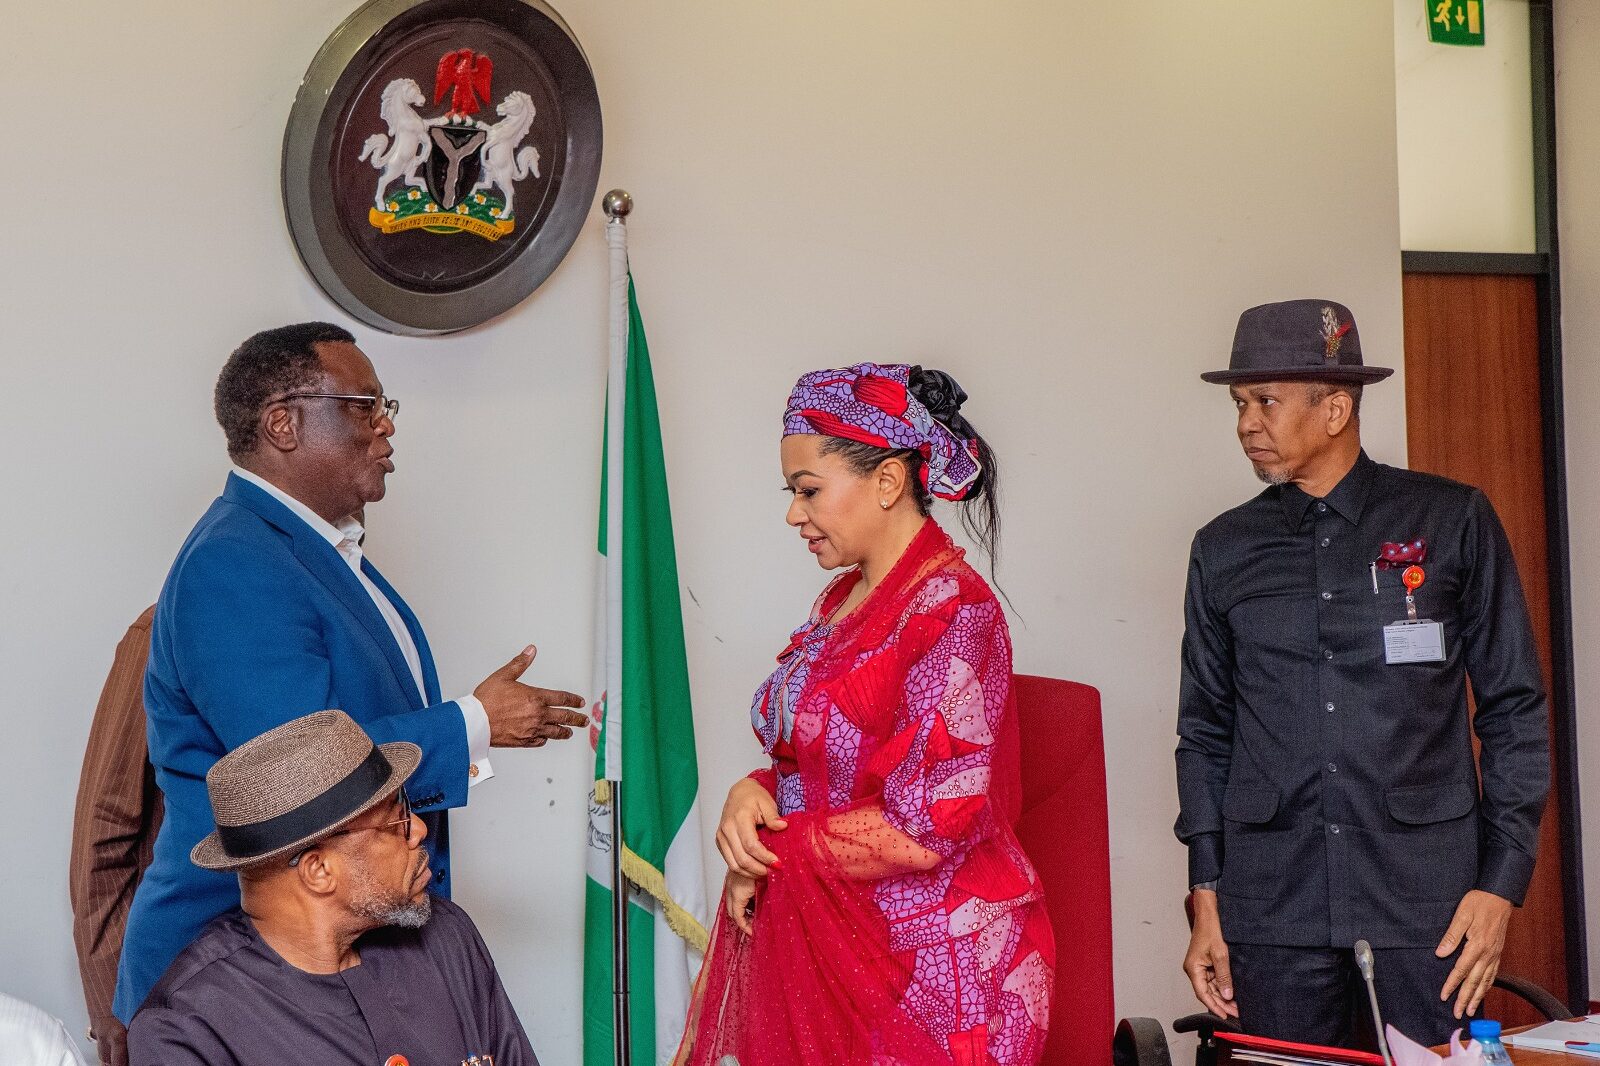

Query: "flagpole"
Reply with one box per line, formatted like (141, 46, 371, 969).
(602, 187, 634, 1066)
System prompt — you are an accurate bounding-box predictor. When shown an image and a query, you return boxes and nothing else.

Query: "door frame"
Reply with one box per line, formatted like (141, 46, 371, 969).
(1399, 0, 1586, 1013)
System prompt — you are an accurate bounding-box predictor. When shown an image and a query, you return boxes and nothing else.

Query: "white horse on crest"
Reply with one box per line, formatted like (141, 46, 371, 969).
(471, 90, 541, 220)
(359, 78, 433, 211)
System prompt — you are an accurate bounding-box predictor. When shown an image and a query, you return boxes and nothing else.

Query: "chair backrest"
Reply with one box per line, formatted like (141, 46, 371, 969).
(1011, 673, 1115, 1066)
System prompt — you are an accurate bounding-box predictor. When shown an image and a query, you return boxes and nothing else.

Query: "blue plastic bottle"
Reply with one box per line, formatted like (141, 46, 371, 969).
(1469, 1019, 1513, 1066)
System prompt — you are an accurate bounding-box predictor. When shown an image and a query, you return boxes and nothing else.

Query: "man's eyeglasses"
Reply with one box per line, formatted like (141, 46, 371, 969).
(288, 787, 413, 867)
(278, 392, 399, 426)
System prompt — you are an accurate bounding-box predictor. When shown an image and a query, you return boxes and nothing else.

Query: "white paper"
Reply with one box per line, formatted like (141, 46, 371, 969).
(1503, 1014, 1600, 1051)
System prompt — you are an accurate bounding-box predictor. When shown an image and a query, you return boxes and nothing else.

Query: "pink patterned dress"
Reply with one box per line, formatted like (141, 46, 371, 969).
(678, 519, 1054, 1066)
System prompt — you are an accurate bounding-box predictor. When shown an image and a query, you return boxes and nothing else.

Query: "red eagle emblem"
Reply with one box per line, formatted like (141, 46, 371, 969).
(435, 49, 494, 116)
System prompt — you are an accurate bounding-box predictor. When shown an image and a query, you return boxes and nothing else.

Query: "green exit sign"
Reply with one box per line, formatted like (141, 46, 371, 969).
(1427, 0, 1485, 46)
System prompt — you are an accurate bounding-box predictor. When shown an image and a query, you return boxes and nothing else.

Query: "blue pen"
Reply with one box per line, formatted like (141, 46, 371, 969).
(1565, 1041, 1600, 1054)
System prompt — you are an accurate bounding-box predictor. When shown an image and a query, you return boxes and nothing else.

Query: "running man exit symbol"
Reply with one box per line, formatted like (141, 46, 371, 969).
(1428, 1, 1484, 46)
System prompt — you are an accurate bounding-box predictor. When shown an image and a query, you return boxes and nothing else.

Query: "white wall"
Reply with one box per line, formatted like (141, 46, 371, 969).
(1395, 0, 1536, 253)
(1555, 0, 1600, 997)
(0, 2, 1406, 1061)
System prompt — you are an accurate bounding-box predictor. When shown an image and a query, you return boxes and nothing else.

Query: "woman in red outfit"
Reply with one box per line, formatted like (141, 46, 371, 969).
(675, 364, 1054, 1066)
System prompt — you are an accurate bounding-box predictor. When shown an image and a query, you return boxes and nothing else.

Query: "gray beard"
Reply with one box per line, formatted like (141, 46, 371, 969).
(362, 894, 432, 929)
(349, 852, 433, 929)
(1254, 464, 1293, 487)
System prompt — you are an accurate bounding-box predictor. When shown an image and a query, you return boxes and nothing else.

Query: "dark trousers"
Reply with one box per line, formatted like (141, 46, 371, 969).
(1231, 942, 1475, 1050)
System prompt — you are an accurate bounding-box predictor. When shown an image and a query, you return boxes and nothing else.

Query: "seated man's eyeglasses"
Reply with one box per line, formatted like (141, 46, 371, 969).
(277, 392, 400, 426)
(288, 787, 412, 867)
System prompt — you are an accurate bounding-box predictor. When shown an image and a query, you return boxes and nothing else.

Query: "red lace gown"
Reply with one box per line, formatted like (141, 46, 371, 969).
(677, 519, 1055, 1066)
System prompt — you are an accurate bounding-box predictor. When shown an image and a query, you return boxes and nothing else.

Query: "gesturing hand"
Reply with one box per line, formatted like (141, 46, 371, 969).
(1183, 890, 1239, 1020)
(1437, 889, 1513, 1019)
(715, 777, 787, 878)
(724, 871, 758, 936)
(474, 644, 588, 748)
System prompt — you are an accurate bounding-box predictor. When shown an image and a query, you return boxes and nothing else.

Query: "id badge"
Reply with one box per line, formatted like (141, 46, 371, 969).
(1384, 619, 1445, 664)
(1377, 561, 1444, 663)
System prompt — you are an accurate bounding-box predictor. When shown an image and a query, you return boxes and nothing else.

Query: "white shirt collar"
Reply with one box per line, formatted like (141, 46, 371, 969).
(231, 466, 365, 550)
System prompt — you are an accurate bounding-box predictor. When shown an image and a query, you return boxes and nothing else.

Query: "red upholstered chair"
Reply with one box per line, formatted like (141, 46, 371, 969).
(1010, 674, 1169, 1066)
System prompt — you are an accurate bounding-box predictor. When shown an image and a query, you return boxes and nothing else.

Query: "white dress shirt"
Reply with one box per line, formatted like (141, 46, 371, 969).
(232, 467, 493, 785)
(0, 993, 87, 1066)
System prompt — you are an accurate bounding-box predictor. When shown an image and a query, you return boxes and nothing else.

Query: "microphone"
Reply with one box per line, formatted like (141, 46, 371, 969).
(1354, 939, 1394, 1066)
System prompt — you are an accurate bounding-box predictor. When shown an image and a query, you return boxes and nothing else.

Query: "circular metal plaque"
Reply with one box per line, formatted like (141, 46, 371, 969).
(283, 0, 602, 335)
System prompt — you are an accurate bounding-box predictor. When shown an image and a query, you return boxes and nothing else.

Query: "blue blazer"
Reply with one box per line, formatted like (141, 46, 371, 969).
(115, 474, 469, 1021)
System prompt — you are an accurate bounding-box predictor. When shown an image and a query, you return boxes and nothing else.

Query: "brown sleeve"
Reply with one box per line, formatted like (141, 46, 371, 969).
(70, 606, 161, 1066)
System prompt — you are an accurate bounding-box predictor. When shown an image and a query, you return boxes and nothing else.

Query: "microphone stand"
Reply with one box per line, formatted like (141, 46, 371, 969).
(1354, 939, 1394, 1066)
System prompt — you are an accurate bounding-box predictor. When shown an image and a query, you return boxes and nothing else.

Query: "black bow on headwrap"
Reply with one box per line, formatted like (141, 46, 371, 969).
(909, 367, 976, 440)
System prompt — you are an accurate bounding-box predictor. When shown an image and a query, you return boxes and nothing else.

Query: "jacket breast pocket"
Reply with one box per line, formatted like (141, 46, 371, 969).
(1220, 785, 1286, 901)
(1371, 578, 1409, 623)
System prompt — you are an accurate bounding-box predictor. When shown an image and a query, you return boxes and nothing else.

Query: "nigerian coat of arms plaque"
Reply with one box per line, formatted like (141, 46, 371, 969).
(283, 0, 602, 335)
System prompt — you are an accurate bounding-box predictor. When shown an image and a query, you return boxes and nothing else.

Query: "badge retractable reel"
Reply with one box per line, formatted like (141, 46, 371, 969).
(1379, 563, 1446, 665)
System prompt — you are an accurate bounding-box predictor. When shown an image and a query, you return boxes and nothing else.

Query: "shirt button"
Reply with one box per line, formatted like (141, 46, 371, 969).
(1320, 537, 1331, 548)
(1321, 591, 1332, 600)
(1330, 824, 1341, 834)
(1316, 502, 1328, 513)
(468, 763, 479, 778)
(1323, 648, 1334, 660)
(1326, 702, 1335, 712)
(1326, 762, 1338, 773)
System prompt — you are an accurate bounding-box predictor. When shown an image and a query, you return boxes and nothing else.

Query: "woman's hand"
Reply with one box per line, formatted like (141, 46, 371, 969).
(716, 777, 788, 878)
(724, 871, 759, 936)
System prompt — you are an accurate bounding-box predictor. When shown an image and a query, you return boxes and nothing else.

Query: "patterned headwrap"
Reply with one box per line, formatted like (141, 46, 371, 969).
(783, 362, 983, 501)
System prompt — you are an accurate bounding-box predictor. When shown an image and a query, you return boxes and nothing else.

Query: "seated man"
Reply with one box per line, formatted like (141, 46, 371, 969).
(128, 710, 540, 1065)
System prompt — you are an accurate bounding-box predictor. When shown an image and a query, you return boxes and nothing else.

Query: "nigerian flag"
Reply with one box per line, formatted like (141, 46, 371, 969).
(583, 269, 709, 1066)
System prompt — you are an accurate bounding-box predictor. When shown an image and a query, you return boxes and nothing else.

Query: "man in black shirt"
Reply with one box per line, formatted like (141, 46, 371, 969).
(1175, 300, 1549, 1047)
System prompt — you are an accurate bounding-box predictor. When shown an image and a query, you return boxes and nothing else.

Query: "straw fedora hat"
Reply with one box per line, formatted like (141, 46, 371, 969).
(191, 709, 421, 872)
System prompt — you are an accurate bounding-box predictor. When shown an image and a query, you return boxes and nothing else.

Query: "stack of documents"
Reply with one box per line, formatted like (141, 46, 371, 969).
(1219, 1032, 1385, 1065)
(1230, 1053, 1380, 1066)
(1504, 1015, 1600, 1056)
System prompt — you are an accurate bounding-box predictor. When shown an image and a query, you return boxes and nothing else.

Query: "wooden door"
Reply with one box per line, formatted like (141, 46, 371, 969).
(1401, 271, 1567, 1027)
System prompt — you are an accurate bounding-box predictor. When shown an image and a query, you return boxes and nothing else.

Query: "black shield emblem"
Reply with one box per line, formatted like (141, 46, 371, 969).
(425, 125, 486, 209)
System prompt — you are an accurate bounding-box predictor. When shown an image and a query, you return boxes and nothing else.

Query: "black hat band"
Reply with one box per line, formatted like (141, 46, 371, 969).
(216, 745, 393, 860)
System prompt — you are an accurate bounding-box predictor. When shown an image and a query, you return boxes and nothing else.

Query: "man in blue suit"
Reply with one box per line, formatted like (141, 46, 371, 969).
(114, 322, 589, 1022)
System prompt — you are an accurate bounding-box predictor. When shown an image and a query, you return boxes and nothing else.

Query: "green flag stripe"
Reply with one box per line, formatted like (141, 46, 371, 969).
(617, 279, 698, 866)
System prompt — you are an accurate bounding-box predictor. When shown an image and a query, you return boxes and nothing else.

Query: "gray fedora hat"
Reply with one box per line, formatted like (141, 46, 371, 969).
(1202, 299, 1394, 385)
(191, 709, 420, 872)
